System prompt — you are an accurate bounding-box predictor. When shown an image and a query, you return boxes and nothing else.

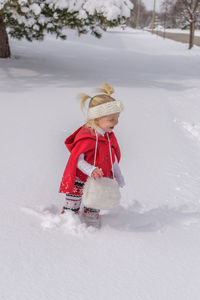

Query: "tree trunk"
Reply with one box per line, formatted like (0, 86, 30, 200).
(0, 16, 11, 58)
(151, 0, 156, 34)
(189, 21, 195, 49)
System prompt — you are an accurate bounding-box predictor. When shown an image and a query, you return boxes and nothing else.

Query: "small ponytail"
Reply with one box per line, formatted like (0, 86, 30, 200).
(78, 82, 115, 119)
(78, 93, 91, 111)
(95, 82, 114, 96)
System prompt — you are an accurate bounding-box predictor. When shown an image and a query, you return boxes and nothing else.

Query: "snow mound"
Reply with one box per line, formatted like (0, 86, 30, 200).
(21, 206, 96, 235)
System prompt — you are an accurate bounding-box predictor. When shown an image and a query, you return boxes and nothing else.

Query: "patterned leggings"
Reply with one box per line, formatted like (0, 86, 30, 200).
(62, 178, 100, 217)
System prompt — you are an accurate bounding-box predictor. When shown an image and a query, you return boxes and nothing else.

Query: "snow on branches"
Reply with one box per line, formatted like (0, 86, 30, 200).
(0, 0, 133, 41)
(49, 0, 133, 19)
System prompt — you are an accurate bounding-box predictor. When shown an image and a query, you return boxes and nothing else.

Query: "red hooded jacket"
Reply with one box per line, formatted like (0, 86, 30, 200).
(59, 125, 121, 193)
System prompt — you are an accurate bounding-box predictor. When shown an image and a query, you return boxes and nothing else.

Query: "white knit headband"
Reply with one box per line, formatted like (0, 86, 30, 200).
(87, 100, 123, 120)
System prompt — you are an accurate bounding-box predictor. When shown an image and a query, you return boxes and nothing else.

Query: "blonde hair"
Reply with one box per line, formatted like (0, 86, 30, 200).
(79, 82, 116, 130)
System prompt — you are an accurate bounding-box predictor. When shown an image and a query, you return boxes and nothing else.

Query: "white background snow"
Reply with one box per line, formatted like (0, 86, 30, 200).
(1, 27, 200, 300)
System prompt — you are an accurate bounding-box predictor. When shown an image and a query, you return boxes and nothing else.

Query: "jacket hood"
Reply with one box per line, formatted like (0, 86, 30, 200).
(65, 125, 113, 152)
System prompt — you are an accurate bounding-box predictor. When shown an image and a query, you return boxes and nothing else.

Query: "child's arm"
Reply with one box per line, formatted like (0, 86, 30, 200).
(77, 154, 96, 177)
(77, 154, 103, 179)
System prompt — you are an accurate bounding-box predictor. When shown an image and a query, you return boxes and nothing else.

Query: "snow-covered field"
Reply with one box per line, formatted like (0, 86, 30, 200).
(1, 29, 200, 300)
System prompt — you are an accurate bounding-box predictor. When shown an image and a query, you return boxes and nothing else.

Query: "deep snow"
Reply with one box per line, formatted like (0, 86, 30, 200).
(1, 28, 200, 300)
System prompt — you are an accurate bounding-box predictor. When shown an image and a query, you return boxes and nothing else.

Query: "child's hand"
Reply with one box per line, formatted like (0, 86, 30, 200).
(91, 168, 104, 180)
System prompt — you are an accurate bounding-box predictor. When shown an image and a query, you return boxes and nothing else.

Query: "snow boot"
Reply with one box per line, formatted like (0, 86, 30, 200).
(82, 207, 101, 228)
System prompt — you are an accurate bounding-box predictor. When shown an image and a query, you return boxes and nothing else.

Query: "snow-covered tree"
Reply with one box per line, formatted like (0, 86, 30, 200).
(0, 0, 133, 58)
(160, 0, 200, 49)
(180, 0, 200, 49)
(159, 0, 174, 29)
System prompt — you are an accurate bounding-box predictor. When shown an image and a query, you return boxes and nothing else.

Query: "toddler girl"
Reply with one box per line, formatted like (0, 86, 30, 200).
(59, 83, 125, 227)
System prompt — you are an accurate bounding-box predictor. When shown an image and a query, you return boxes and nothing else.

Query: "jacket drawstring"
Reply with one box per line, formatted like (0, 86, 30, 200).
(107, 133, 114, 179)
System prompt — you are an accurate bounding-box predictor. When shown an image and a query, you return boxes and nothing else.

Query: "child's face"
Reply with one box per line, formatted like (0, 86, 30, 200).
(95, 113, 120, 133)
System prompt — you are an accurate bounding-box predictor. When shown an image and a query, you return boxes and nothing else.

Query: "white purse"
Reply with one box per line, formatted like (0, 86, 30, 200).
(82, 131, 121, 210)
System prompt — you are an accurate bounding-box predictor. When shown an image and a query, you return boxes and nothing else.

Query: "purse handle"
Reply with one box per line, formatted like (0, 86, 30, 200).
(94, 130, 114, 179)
(94, 130, 98, 167)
